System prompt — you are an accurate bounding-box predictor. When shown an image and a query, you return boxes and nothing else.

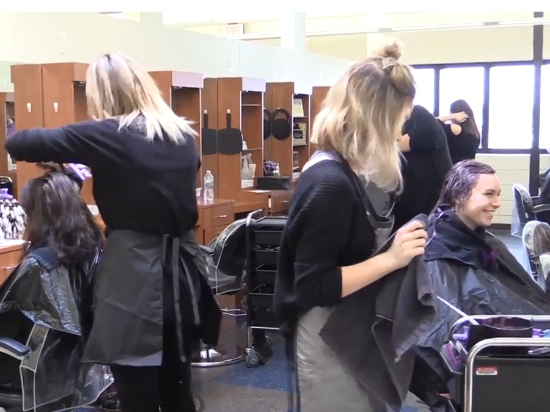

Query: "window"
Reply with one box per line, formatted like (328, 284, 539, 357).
(439, 67, 485, 144)
(488, 65, 535, 149)
(540, 64, 550, 150)
(411, 68, 435, 114)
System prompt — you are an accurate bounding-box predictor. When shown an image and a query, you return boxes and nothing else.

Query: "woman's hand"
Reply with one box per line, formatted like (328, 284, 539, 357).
(452, 112, 468, 123)
(387, 220, 427, 269)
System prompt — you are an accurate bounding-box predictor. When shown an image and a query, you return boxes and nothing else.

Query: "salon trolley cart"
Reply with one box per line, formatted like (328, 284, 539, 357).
(243, 210, 287, 367)
(446, 314, 550, 412)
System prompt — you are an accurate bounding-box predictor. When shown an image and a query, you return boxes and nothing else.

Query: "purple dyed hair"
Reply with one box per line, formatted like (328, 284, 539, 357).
(436, 160, 496, 211)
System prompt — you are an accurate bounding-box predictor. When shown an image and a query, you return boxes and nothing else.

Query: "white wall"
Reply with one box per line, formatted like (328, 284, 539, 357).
(0, 12, 352, 84)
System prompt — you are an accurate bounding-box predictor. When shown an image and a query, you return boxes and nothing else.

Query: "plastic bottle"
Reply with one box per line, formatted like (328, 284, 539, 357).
(203, 170, 214, 202)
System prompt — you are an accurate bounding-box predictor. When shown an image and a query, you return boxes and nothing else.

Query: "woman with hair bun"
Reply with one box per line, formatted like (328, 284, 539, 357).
(274, 41, 428, 412)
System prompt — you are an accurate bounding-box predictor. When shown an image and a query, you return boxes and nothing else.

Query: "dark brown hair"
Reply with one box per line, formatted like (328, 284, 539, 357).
(21, 171, 103, 263)
(450, 99, 480, 139)
(436, 160, 496, 211)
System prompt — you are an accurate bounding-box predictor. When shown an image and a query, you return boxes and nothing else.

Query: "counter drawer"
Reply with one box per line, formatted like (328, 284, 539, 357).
(270, 191, 291, 215)
(202, 203, 234, 230)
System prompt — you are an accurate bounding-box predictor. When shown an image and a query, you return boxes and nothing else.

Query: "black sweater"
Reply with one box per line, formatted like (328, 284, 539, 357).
(273, 159, 375, 322)
(5, 119, 199, 236)
(438, 121, 479, 164)
(394, 106, 452, 231)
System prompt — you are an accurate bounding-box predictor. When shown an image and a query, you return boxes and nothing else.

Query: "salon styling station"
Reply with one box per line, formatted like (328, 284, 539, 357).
(0, 195, 25, 285)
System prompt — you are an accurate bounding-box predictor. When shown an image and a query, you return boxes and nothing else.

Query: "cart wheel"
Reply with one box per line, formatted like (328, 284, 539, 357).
(245, 351, 262, 368)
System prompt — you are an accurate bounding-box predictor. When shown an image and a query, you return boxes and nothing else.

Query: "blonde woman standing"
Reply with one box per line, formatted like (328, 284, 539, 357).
(273, 42, 428, 412)
(5, 53, 219, 412)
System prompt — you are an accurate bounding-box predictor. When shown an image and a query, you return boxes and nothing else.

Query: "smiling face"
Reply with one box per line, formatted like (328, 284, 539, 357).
(456, 173, 502, 229)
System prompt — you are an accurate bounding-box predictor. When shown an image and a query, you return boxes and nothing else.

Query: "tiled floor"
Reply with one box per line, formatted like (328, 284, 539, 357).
(190, 230, 526, 412)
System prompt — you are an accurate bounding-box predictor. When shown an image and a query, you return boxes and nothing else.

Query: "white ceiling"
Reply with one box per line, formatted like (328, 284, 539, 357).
(100, 12, 423, 27)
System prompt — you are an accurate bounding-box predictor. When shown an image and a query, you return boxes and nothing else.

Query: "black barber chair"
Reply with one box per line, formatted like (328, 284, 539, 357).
(512, 184, 550, 237)
(191, 243, 246, 368)
(0, 337, 30, 411)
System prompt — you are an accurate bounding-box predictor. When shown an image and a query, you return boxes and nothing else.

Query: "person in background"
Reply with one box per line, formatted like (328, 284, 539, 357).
(394, 104, 452, 231)
(437, 99, 480, 164)
(5, 52, 220, 412)
(274, 41, 428, 412)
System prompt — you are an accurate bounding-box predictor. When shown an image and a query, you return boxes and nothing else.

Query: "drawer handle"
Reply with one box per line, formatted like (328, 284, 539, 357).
(3, 266, 16, 270)
(281, 200, 289, 204)
(216, 214, 227, 218)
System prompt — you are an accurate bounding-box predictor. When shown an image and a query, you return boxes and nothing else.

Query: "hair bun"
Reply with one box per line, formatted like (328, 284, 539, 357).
(375, 40, 403, 61)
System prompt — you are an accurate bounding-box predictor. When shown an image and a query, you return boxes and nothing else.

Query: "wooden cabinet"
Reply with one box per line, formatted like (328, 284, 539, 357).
(11, 62, 93, 202)
(0, 241, 24, 285)
(195, 199, 234, 245)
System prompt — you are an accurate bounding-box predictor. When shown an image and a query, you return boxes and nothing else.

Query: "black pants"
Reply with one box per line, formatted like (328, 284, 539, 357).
(110, 324, 196, 412)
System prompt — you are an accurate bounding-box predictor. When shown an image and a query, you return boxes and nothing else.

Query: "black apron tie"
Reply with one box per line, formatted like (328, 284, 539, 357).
(161, 233, 201, 363)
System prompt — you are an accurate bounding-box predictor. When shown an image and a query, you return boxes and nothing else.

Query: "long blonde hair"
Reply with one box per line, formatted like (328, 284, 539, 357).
(311, 41, 415, 192)
(86, 53, 196, 143)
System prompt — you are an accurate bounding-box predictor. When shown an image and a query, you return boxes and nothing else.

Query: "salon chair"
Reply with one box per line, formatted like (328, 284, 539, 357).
(512, 184, 550, 238)
(191, 245, 246, 368)
(0, 338, 31, 411)
(539, 171, 550, 205)
(522, 220, 550, 292)
(540, 167, 550, 189)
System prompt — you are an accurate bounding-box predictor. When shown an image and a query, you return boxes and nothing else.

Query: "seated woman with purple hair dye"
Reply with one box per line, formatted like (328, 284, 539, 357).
(409, 161, 550, 410)
(424, 160, 549, 303)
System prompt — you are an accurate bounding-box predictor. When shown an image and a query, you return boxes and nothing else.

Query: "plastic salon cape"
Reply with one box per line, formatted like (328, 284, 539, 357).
(0, 247, 112, 412)
(410, 209, 550, 410)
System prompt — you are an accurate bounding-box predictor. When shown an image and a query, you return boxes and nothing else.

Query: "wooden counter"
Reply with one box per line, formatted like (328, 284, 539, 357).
(0, 240, 24, 285)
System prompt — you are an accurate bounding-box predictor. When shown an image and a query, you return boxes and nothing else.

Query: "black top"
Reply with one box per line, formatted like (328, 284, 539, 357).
(6, 118, 199, 236)
(394, 105, 452, 231)
(439, 121, 479, 164)
(273, 159, 375, 322)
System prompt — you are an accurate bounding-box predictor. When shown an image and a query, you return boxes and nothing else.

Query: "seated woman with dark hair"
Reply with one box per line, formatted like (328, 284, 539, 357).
(410, 160, 550, 410)
(424, 160, 550, 333)
(0, 168, 113, 412)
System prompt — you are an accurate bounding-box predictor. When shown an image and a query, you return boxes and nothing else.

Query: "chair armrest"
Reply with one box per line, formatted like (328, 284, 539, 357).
(0, 337, 30, 360)
(533, 204, 550, 214)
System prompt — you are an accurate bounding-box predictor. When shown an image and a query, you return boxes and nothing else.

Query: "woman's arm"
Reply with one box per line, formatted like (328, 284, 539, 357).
(436, 115, 454, 122)
(5, 119, 102, 165)
(291, 175, 401, 309)
(397, 134, 411, 152)
(340, 253, 398, 297)
(437, 119, 462, 137)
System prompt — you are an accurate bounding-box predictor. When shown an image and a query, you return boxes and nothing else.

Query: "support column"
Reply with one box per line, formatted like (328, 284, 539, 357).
(280, 12, 307, 54)
(365, 12, 387, 57)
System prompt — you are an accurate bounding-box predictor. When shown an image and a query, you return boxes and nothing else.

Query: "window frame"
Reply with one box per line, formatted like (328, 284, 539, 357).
(411, 60, 540, 154)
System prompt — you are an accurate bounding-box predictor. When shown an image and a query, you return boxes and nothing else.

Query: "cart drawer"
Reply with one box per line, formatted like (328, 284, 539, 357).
(251, 308, 279, 328)
(251, 265, 277, 286)
(255, 248, 279, 266)
(254, 229, 282, 246)
(248, 292, 273, 309)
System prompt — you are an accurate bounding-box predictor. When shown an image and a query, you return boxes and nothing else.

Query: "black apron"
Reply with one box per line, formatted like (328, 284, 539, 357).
(83, 230, 221, 367)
